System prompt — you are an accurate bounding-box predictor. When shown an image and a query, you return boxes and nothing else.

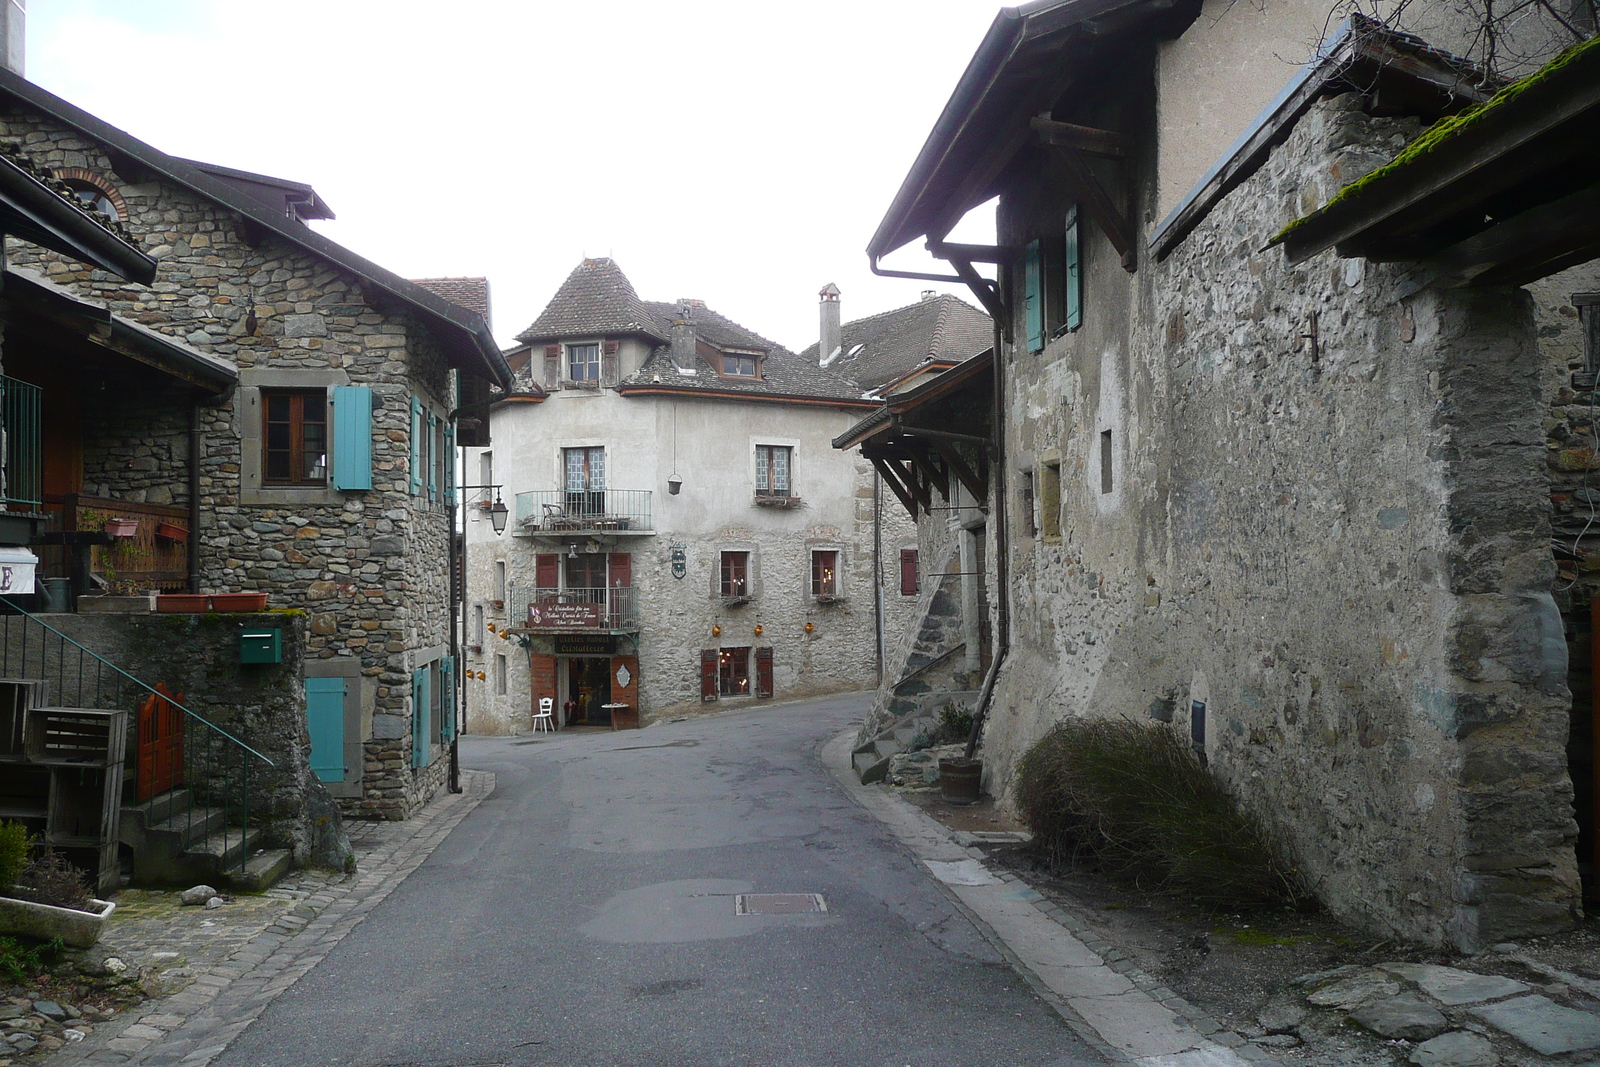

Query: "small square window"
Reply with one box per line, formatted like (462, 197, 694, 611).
(262, 390, 327, 485)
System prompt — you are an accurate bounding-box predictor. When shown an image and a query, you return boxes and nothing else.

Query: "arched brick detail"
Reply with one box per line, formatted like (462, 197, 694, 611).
(51, 167, 127, 220)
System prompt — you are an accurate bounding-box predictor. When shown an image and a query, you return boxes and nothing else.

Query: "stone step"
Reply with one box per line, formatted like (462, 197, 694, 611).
(873, 738, 902, 760)
(123, 787, 195, 826)
(148, 805, 228, 849)
(222, 848, 291, 893)
(183, 824, 264, 871)
(853, 751, 889, 784)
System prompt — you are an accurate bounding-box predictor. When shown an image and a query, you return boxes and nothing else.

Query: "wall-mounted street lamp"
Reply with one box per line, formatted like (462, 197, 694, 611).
(461, 484, 509, 535)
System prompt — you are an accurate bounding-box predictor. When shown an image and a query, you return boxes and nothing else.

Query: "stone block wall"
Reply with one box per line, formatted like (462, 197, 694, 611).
(982, 92, 1581, 948)
(1, 111, 461, 819)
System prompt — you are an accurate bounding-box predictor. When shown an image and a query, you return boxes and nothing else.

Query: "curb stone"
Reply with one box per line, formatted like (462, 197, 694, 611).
(34, 770, 495, 1067)
(822, 728, 1279, 1067)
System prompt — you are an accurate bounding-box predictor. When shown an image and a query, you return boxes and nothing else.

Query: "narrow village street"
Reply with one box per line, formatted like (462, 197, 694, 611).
(203, 694, 1109, 1067)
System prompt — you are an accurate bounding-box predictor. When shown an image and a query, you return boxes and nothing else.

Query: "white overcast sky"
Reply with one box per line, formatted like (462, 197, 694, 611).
(27, 1, 1002, 353)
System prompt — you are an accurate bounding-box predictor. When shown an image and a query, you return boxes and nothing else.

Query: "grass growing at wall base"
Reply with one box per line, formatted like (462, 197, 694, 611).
(1014, 718, 1310, 909)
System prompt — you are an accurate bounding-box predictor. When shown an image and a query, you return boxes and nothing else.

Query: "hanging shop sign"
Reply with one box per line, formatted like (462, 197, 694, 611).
(670, 541, 687, 580)
(527, 600, 602, 629)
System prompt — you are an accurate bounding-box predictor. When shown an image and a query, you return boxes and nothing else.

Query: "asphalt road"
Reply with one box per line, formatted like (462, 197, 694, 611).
(211, 692, 1108, 1067)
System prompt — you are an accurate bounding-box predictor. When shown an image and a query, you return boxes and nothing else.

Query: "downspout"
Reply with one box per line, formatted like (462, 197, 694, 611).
(965, 310, 1008, 761)
(873, 466, 884, 685)
(447, 430, 462, 794)
(187, 402, 201, 594)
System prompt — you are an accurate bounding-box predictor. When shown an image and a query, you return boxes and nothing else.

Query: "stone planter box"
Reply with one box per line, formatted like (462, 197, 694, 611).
(0, 894, 115, 947)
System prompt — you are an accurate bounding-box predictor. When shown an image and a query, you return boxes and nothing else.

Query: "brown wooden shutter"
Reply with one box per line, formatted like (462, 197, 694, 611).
(900, 549, 920, 596)
(536, 553, 559, 590)
(755, 647, 774, 698)
(608, 552, 631, 587)
(611, 654, 639, 711)
(700, 649, 719, 701)
(602, 340, 619, 387)
(530, 653, 558, 720)
(543, 345, 560, 390)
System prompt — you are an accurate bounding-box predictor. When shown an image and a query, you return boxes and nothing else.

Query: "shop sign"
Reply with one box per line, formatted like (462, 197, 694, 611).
(554, 634, 617, 656)
(527, 600, 601, 629)
(671, 542, 687, 580)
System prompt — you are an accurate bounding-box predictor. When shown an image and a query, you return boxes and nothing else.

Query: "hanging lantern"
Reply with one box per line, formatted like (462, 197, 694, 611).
(712, 624, 722, 637)
(753, 624, 763, 636)
(804, 621, 814, 634)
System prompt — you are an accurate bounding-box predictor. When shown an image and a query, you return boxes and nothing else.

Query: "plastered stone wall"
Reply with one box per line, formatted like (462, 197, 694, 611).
(463, 385, 920, 732)
(983, 92, 1581, 949)
(1, 111, 459, 819)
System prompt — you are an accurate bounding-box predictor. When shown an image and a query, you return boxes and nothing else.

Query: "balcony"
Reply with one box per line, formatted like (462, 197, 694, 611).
(514, 490, 653, 537)
(510, 586, 639, 633)
(1, 375, 41, 510)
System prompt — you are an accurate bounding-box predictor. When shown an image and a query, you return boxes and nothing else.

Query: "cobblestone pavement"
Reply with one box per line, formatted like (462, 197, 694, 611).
(32, 770, 493, 1067)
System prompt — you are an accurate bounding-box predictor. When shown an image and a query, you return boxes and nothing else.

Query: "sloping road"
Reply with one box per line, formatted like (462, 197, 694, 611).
(210, 692, 1108, 1067)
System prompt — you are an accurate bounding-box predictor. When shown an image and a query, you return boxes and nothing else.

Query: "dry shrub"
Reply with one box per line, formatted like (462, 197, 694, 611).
(1014, 718, 1309, 909)
(10, 847, 93, 911)
(0, 822, 28, 891)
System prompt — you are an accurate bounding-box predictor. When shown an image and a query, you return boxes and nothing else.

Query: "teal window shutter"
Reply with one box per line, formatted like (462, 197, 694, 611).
(329, 386, 373, 491)
(411, 666, 430, 768)
(409, 397, 423, 495)
(439, 656, 456, 742)
(427, 412, 437, 502)
(1065, 207, 1082, 332)
(444, 423, 456, 506)
(306, 677, 347, 783)
(1024, 239, 1044, 352)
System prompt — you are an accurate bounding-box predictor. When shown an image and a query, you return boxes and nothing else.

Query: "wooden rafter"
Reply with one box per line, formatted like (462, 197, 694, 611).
(1047, 135, 1137, 271)
(870, 457, 919, 518)
(1028, 116, 1127, 158)
(904, 442, 950, 502)
(927, 438, 987, 503)
(894, 458, 932, 512)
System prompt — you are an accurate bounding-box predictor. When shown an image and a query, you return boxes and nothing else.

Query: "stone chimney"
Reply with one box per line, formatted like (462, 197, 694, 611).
(670, 298, 698, 374)
(819, 283, 841, 366)
(1, 0, 23, 77)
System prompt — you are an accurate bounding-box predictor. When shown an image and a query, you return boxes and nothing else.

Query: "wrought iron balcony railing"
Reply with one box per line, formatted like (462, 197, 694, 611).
(1, 375, 42, 508)
(514, 490, 652, 534)
(510, 586, 639, 632)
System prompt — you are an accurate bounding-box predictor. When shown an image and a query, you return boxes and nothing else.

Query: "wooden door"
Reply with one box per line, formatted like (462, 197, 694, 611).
(135, 683, 184, 801)
(611, 654, 639, 712)
(756, 647, 774, 698)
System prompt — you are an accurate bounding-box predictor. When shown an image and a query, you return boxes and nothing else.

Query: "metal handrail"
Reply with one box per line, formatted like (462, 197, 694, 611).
(1, 596, 272, 764)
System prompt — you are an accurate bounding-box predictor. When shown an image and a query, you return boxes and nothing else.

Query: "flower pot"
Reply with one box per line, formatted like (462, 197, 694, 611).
(938, 757, 983, 805)
(105, 517, 139, 539)
(0, 894, 115, 948)
(211, 592, 267, 612)
(156, 593, 209, 613)
(155, 521, 189, 543)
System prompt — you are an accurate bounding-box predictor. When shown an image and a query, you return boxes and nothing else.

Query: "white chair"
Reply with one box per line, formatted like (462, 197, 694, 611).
(532, 697, 555, 733)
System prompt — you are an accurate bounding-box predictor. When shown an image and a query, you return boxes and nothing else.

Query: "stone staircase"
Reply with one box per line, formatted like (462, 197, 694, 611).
(121, 789, 290, 891)
(852, 689, 980, 783)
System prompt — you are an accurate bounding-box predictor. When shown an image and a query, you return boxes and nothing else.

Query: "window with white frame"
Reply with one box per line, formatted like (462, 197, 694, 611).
(755, 445, 791, 497)
(567, 343, 601, 383)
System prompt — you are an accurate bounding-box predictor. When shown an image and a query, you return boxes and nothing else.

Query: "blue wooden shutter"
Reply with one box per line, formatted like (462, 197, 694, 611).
(306, 677, 346, 782)
(444, 423, 456, 506)
(427, 412, 438, 502)
(1024, 239, 1044, 352)
(439, 656, 456, 742)
(329, 386, 373, 491)
(409, 397, 423, 495)
(411, 666, 430, 768)
(1065, 207, 1082, 332)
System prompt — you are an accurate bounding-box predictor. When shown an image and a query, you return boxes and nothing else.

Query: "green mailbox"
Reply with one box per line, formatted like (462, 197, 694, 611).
(239, 629, 282, 665)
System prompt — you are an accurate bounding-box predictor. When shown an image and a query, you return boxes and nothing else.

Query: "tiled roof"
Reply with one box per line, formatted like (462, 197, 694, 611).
(514, 258, 666, 345)
(797, 294, 991, 391)
(413, 277, 492, 328)
(625, 301, 865, 401)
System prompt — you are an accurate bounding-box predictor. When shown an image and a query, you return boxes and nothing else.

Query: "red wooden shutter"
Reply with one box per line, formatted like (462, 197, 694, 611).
(900, 549, 919, 596)
(536, 553, 559, 590)
(755, 647, 774, 698)
(530, 654, 557, 719)
(700, 649, 718, 702)
(608, 552, 631, 587)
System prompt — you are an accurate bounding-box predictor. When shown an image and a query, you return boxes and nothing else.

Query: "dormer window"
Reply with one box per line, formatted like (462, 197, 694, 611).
(567, 343, 600, 382)
(719, 348, 761, 377)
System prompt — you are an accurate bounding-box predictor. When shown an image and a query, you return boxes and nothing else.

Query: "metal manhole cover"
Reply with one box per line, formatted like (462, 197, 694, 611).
(734, 893, 827, 915)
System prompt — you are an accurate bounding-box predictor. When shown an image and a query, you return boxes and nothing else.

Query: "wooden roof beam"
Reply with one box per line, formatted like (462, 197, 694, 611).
(1029, 116, 1127, 158)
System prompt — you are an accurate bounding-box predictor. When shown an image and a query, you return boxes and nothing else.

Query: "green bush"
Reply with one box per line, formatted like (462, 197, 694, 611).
(0, 821, 29, 892)
(11, 848, 92, 911)
(935, 703, 975, 746)
(1014, 718, 1309, 908)
(0, 935, 62, 981)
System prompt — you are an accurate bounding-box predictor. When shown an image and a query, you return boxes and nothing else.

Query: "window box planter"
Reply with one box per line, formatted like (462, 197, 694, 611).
(720, 595, 751, 608)
(156, 593, 209, 613)
(154, 521, 189, 543)
(489, 599, 505, 610)
(813, 594, 844, 605)
(0, 894, 115, 948)
(104, 517, 139, 539)
(211, 592, 268, 612)
(753, 496, 803, 509)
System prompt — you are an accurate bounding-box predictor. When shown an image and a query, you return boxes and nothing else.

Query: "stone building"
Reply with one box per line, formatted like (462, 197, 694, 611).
(863, 0, 1600, 949)
(463, 259, 985, 732)
(0, 64, 511, 826)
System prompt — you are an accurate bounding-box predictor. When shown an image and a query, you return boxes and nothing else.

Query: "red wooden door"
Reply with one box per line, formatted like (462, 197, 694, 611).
(136, 683, 185, 801)
(755, 647, 774, 698)
(700, 649, 718, 702)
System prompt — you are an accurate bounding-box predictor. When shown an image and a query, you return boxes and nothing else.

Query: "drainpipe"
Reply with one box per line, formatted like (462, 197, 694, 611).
(965, 287, 1010, 760)
(873, 466, 883, 685)
(448, 437, 462, 794)
(187, 402, 201, 594)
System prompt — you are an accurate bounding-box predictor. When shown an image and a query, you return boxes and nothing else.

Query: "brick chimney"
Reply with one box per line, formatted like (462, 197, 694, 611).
(819, 282, 841, 366)
(670, 298, 699, 374)
(1, 0, 23, 77)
